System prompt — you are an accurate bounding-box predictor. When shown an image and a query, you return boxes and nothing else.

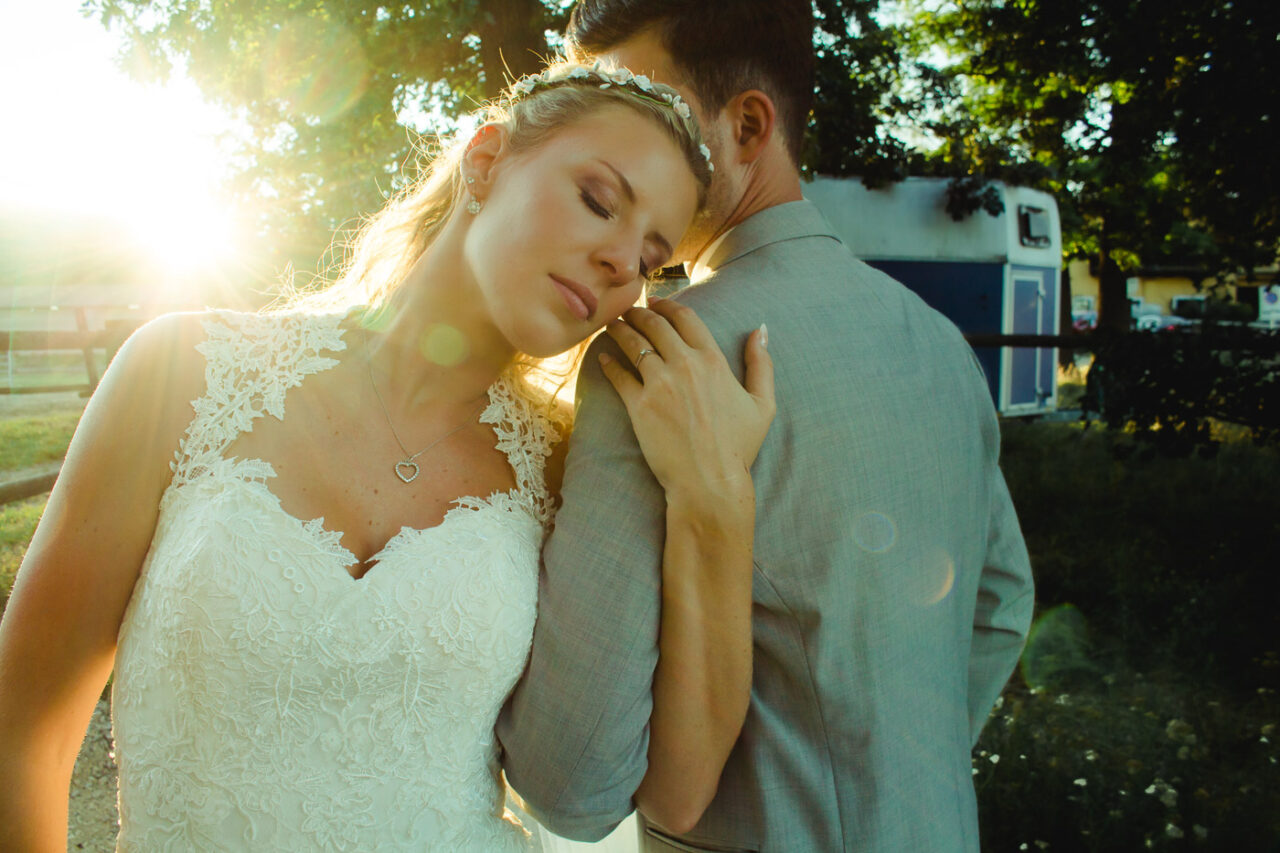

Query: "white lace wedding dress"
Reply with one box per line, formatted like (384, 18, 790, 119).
(110, 310, 637, 851)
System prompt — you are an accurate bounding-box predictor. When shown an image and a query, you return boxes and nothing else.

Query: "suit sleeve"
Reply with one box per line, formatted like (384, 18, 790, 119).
(967, 401, 1035, 745)
(497, 333, 665, 841)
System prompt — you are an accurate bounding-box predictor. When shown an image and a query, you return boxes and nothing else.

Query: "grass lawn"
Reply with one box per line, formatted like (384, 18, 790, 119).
(1, 351, 94, 392)
(0, 408, 81, 471)
(0, 403, 82, 607)
(0, 496, 45, 609)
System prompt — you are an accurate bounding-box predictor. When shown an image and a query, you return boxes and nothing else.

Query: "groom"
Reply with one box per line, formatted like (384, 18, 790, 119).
(499, 1, 1035, 850)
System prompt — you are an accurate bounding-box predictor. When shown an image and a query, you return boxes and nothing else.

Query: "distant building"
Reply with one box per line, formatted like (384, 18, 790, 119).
(1067, 261, 1278, 328)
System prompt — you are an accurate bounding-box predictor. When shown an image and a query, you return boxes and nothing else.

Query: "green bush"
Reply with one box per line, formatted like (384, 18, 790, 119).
(979, 420, 1280, 850)
(999, 420, 1280, 690)
(1083, 325, 1280, 454)
(975, 672, 1280, 851)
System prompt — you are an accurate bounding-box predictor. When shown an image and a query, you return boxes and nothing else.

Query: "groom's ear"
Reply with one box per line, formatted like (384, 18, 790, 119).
(461, 123, 509, 196)
(724, 89, 778, 165)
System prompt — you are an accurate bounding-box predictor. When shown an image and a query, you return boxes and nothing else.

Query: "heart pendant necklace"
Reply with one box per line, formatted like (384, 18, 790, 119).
(366, 338, 485, 484)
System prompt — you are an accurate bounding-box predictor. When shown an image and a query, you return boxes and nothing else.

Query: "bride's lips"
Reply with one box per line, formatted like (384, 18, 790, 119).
(550, 275, 597, 322)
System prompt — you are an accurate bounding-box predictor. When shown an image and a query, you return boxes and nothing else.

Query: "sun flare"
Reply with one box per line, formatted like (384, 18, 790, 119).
(2, 2, 249, 297)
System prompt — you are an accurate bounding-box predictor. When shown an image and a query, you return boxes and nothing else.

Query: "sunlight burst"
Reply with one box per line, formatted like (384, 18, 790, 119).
(1, 2, 249, 297)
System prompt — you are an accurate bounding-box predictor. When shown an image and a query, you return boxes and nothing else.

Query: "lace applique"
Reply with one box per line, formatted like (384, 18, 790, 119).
(113, 311, 551, 851)
(170, 310, 347, 486)
(476, 372, 563, 526)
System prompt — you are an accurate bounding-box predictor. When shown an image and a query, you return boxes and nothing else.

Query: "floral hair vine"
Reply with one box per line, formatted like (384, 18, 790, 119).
(506, 62, 713, 173)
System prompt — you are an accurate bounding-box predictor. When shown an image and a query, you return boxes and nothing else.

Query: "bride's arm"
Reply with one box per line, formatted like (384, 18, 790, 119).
(598, 299, 774, 834)
(0, 315, 204, 850)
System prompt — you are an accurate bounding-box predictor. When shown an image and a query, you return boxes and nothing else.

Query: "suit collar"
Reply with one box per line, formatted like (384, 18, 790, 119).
(699, 200, 842, 277)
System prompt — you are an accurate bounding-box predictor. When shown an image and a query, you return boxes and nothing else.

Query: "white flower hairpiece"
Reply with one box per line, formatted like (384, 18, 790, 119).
(504, 63, 713, 174)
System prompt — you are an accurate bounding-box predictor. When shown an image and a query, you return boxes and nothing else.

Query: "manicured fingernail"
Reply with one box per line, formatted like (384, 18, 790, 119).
(759, 323, 769, 348)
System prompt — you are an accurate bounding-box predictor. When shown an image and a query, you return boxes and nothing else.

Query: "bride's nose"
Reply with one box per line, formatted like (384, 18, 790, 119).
(591, 236, 641, 286)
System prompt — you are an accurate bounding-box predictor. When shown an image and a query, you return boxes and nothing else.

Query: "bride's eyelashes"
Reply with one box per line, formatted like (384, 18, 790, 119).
(580, 184, 654, 281)
(580, 187, 614, 220)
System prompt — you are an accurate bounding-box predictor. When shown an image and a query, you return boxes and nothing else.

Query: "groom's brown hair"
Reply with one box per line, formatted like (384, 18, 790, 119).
(565, 0, 815, 160)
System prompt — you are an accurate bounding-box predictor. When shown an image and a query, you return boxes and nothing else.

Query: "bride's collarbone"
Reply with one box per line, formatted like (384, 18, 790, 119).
(222, 386, 516, 559)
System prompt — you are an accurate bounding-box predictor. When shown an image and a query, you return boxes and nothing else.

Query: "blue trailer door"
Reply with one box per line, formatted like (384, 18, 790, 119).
(1007, 266, 1058, 413)
(1009, 273, 1041, 409)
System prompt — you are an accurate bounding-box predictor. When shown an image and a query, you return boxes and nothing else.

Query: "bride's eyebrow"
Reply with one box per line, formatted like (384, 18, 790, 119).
(595, 159, 635, 204)
(595, 159, 674, 258)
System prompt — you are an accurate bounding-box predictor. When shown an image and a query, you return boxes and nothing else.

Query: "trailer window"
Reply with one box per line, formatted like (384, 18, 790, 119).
(1019, 205, 1051, 247)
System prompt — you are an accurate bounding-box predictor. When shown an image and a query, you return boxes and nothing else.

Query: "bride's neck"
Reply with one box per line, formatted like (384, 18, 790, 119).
(362, 246, 514, 411)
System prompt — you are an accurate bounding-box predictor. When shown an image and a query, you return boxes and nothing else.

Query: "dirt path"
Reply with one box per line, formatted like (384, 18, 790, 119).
(68, 700, 118, 852)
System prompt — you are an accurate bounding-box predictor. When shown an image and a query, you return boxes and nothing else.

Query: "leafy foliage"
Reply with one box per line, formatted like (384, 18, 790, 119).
(981, 420, 1280, 849)
(999, 420, 1280, 684)
(82, 0, 1280, 327)
(1083, 325, 1280, 454)
(909, 0, 1280, 328)
(85, 0, 565, 271)
(975, 676, 1280, 850)
(806, 0, 925, 185)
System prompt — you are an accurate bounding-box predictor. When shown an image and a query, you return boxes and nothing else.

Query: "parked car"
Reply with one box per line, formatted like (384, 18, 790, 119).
(1136, 314, 1196, 332)
(1071, 295, 1098, 331)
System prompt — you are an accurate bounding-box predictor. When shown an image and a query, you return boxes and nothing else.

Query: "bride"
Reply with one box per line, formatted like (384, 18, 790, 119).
(0, 63, 772, 851)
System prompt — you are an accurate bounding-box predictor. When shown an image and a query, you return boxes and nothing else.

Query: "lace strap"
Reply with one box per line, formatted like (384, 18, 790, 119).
(171, 311, 348, 485)
(481, 374, 564, 525)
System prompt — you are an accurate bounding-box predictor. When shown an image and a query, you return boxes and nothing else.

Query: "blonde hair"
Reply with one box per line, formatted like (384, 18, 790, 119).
(299, 62, 710, 315)
(285, 64, 710, 408)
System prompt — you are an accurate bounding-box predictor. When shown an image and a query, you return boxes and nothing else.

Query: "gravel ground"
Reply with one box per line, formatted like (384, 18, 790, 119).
(68, 700, 119, 852)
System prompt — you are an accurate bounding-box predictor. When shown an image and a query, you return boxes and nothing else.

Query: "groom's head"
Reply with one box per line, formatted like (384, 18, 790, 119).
(566, 0, 815, 260)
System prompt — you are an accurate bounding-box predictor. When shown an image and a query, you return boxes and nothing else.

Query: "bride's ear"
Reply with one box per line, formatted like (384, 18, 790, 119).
(461, 124, 509, 199)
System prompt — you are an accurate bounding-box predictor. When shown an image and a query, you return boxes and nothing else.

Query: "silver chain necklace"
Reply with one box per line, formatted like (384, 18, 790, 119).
(365, 340, 485, 484)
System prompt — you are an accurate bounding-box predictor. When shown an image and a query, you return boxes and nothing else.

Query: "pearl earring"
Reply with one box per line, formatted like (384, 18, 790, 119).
(465, 175, 482, 214)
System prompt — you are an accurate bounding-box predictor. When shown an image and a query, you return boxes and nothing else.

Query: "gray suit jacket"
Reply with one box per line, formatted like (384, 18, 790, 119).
(498, 201, 1034, 852)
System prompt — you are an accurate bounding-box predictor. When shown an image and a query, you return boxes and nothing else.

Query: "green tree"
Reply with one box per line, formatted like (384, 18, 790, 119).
(808, 0, 926, 185)
(86, 0, 563, 276)
(911, 0, 1280, 330)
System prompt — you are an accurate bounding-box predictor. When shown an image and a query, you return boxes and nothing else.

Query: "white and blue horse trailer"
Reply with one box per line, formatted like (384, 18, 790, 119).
(803, 176, 1063, 416)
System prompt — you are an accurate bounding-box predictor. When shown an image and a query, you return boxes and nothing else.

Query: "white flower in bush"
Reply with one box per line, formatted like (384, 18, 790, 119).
(1145, 779, 1178, 807)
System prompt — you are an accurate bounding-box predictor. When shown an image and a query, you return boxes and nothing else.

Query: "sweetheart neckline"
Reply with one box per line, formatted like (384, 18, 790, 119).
(183, 457, 534, 583)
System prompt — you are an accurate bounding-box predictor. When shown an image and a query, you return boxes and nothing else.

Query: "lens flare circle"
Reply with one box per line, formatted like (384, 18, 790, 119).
(852, 511, 897, 553)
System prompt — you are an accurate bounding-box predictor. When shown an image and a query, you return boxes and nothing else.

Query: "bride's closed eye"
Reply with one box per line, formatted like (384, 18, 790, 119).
(580, 187, 613, 220)
(581, 185, 658, 280)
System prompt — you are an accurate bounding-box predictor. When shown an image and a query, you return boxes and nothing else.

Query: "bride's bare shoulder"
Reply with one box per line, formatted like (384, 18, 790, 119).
(105, 311, 214, 404)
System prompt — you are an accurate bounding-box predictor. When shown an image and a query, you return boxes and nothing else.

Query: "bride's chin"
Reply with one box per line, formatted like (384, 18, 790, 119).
(505, 321, 585, 361)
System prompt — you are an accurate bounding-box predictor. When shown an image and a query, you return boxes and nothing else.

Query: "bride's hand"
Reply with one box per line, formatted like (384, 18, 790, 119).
(599, 299, 775, 502)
